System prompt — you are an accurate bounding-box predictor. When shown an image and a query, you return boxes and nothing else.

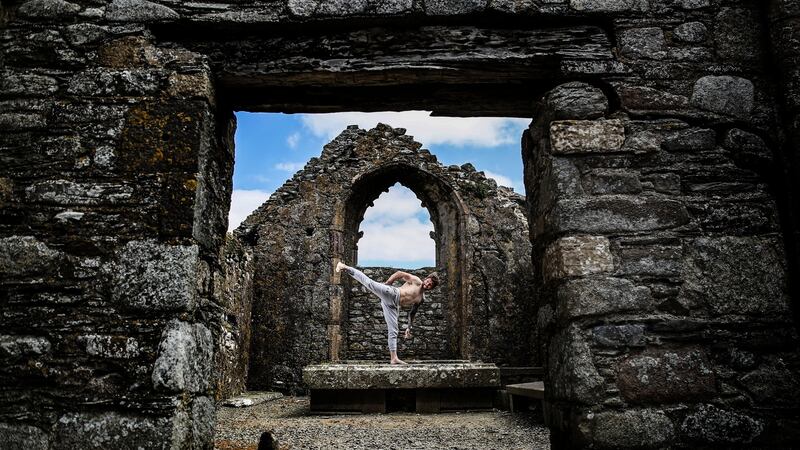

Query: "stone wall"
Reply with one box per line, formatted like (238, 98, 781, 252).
(1, 0, 800, 448)
(346, 267, 449, 361)
(213, 235, 254, 400)
(238, 124, 535, 392)
(525, 82, 799, 448)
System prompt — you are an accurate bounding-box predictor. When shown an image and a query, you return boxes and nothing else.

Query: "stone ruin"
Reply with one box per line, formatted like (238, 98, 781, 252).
(1, 0, 800, 448)
(228, 124, 534, 392)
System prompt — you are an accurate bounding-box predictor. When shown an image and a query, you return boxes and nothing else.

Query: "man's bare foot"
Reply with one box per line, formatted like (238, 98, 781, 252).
(335, 261, 347, 273)
(390, 358, 407, 365)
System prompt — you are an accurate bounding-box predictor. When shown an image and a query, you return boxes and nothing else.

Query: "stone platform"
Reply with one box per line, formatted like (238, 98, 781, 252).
(303, 361, 500, 413)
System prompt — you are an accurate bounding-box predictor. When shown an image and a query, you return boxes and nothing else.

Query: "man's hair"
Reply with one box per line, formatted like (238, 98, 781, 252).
(426, 272, 440, 289)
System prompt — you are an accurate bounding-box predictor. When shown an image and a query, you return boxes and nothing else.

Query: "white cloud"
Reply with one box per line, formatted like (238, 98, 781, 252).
(301, 111, 530, 148)
(358, 185, 435, 266)
(359, 218, 435, 264)
(362, 185, 425, 223)
(228, 189, 271, 231)
(275, 162, 305, 172)
(286, 132, 300, 149)
(483, 170, 514, 188)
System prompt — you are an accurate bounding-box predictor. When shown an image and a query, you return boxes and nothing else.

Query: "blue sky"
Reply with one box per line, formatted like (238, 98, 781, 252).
(231, 111, 530, 268)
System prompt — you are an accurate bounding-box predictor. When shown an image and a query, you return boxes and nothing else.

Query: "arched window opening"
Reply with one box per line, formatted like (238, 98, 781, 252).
(357, 183, 435, 269)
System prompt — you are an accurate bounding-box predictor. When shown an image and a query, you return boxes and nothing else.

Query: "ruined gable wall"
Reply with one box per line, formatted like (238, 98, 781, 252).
(238, 124, 534, 391)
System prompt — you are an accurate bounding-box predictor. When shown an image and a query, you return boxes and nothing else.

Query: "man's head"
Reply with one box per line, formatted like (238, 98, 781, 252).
(422, 272, 440, 290)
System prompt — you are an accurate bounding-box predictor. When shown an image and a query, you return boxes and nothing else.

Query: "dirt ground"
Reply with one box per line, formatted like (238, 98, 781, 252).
(215, 396, 550, 450)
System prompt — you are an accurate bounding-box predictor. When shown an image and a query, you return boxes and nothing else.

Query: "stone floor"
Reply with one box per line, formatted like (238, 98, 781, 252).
(215, 395, 550, 449)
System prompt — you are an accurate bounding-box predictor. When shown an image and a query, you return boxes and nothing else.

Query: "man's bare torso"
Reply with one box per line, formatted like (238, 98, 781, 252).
(398, 277, 424, 307)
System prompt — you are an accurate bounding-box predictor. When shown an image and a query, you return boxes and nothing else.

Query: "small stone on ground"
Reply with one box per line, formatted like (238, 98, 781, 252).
(222, 391, 283, 408)
(215, 396, 550, 449)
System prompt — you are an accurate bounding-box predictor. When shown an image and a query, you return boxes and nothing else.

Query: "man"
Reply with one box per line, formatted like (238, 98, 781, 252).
(336, 260, 439, 364)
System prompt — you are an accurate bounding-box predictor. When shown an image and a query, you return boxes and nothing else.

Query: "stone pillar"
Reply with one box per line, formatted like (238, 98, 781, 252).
(525, 83, 799, 448)
(0, 21, 230, 448)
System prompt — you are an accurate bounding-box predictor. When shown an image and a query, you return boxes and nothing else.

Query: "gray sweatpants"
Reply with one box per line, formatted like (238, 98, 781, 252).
(344, 267, 400, 352)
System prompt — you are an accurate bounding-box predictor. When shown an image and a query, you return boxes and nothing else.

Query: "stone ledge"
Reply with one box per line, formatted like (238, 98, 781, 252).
(303, 361, 500, 390)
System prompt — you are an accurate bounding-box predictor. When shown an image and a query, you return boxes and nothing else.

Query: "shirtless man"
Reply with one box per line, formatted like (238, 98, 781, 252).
(336, 261, 439, 364)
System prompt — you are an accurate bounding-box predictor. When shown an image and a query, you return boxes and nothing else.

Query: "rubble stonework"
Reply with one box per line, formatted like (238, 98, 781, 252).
(1, 0, 800, 448)
(236, 124, 535, 391)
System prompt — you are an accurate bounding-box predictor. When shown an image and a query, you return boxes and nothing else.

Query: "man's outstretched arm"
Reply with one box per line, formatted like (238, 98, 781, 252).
(386, 270, 411, 284)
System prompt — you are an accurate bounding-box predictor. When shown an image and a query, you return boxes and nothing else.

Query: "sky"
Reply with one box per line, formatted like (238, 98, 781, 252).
(230, 111, 530, 268)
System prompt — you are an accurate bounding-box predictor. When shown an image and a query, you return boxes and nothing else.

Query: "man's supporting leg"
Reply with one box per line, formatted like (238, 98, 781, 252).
(380, 295, 403, 364)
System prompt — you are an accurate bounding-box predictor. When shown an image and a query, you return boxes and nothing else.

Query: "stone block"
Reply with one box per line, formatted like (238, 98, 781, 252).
(548, 325, 604, 403)
(550, 120, 625, 154)
(0, 335, 51, 358)
(715, 8, 761, 61)
(191, 397, 215, 446)
(0, 72, 59, 97)
(677, 0, 709, 9)
(584, 169, 642, 194)
(425, 0, 487, 15)
(616, 347, 716, 404)
(592, 324, 645, 348)
(722, 128, 769, 154)
(25, 180, 134, 205)
(288, 0, 414, 16)
(681, 236, 789, 316)
(590, 409, 675, 448)
(641, 173, 681, 194)
(54, 412, 173, 450)
(0, 236, 63, 277)
(303, 362, 500, 389)
(681, 404, 764, 444)
(63, 23, 109, 46)
(673, 22, 708, 43)
(691, 75, 754, 118)
(316, 0, 369, 16)
(543, 82, 608, 120)
(105, 0, 179, 22)
(621, 131, 662, 153)
(616, 244, 682, 277)
(740, 362, 800, 407)
(557, 277, 652, 319)
(661, 128, 716, 152)
(543, 236, 613, 282)
(110, 240, 200, 312)
(0, 423, 50, 450)
(551, 196, 690, 233)
(570, 0, 649, 12)
(152, 319, 213, 393)
(550, 157, 585, 197)
(619, 27, 665, 58)
(616, 85, 690, 113)
(80, 335, 140, 359)
(722, 128, 773, 172)
(118, 101, 208, 173)
(18, 0, 80, 18)
(67, 69, 168, 97)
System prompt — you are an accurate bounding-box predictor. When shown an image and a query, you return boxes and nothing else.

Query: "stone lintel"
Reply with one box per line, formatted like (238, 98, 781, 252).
(303, 362, 500, 390)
